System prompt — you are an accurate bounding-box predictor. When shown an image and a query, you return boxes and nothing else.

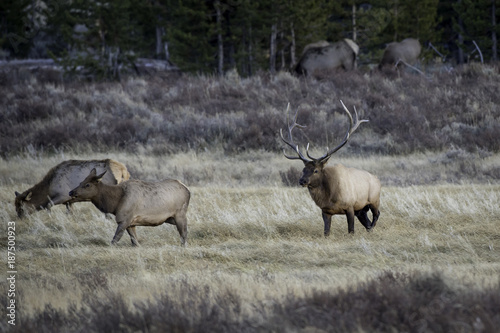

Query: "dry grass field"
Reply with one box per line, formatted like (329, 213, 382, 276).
(1, 66, 499, 331)
(1, 151, 499, 332)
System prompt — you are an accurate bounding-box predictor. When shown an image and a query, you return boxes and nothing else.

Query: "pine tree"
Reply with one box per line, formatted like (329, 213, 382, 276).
(47, 0, 154, 80)
(0, 0, 34, 58)
(160, 0, 214, 73)
(453, 0, 500, 63)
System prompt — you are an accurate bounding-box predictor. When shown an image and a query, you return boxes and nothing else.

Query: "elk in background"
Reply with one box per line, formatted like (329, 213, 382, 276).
(280, 101, 381, 236)
(379, 38, 421, 69)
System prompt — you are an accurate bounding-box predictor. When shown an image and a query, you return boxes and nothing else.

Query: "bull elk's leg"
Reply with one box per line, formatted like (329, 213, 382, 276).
(370, 206, 380, 229)
(346, 208, 355, 234)
(355, 207, 373, 231)
(127, 226, 139, 246)
(322, 212, 332, 237)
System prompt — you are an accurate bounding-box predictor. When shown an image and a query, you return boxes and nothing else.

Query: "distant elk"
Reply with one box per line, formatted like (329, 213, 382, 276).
(280, 101, 381, 236)
(295, 39, 359, 76)
(379, 38, 421, 69)
(69, 168, 190, 246)
(15, 159, 130, 218)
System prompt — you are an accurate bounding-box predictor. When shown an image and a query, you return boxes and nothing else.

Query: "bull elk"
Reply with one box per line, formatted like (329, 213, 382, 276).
(280, 101, 381, 236)
(69, 168, 190, 246)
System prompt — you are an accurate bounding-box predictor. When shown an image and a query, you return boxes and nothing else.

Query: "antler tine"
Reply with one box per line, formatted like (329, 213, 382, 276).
(280, 103, 310, 162)
(346, 102, 369, 135)
(312, 100, 368, 162)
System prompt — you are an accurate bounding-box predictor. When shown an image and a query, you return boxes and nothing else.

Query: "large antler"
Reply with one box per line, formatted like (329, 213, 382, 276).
(309, 100, 368, 162)
(280, 100, 368, 163)
(280, 103, 310, 163)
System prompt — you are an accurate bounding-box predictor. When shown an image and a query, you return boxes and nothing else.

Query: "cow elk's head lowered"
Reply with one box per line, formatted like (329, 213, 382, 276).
(280, 101, 381, 237)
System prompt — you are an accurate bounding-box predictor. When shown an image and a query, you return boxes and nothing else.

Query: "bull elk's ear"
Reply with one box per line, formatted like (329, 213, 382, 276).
(15, 191, 20, 197)
(25, 192, 32, 201)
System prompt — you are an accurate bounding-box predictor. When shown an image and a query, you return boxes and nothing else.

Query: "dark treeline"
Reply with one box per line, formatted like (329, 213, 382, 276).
(1, 1, 499, 79)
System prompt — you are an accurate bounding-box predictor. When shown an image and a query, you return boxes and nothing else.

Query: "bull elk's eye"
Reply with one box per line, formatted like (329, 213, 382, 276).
(314, 169, 319, 174)
(84, 184, 90, 188)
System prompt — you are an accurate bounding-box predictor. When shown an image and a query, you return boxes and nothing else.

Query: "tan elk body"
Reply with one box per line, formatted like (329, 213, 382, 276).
(379, 38, 421, 69)
(69, 168, 190, 246)
(295, 39, 359, 76)
(281, 101, 381, 236)
(15, 159, 130, 218)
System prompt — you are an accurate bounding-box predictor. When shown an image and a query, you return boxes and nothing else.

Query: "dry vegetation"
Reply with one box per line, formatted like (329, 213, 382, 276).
(1, 64, 500, 158)
(0, 67, 500, 332)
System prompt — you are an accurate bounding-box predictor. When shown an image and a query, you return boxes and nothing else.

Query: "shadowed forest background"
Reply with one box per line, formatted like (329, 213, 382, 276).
(1, 0, 500, 78)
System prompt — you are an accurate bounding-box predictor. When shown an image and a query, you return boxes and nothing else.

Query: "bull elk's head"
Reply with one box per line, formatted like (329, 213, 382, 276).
(280, 100, 368, 187)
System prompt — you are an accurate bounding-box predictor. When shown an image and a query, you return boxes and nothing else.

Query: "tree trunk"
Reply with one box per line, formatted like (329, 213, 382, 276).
(492, 0, 498, 62)
(352, 3, 357, 69)
(155, 26, 164, 59)
(290, 23, 296, 68)
(216, 0, 223, 75)
(279, 29, 285, 70)
(270, 23, 277, 74)
(352, 3, 357, 42)
(458, 20, 465, 64)
(248, 24, 253, 76)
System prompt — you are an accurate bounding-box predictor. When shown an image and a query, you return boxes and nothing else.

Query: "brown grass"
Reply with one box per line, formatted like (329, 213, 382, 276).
(1, 66, 499, 331)
(0, 152, 499, 332)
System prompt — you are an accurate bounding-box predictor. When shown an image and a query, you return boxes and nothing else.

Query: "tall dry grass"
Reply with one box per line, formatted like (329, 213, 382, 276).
(1, 65, 499, 331)
(0, 152, 499, 332)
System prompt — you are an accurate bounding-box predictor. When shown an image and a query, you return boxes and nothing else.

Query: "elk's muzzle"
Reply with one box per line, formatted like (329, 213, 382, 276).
(299, 177, 308, 187)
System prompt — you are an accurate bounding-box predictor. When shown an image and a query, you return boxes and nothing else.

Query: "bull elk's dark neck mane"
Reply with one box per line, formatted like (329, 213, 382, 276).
(92, 183, 125, 215)
(307, 171, 333, 209)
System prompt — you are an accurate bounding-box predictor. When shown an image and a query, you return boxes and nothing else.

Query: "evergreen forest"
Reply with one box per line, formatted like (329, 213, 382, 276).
(1, 0, 499, 79)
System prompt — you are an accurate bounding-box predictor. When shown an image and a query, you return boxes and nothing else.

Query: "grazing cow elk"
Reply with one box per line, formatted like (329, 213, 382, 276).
(295, 39, 359, 76)
(69, 168, 190, 246)
(379, 38, 421, 69)
(280, 101, 381, 236)
(15, 159, 130, 218)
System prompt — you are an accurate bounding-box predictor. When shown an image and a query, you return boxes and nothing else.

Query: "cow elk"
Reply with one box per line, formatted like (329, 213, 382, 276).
(69, 168, 190, 247)
(379, 38, 421, 69)
(15, 159, 130, 218)
(280, 101, 381, 236)
(295, 39, 359, 76)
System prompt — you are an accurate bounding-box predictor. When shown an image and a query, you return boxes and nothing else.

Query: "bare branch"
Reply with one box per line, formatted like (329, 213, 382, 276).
(394, 59, 425, 76)
(428, 42, 446, 62)
(472, 40, 484, 63)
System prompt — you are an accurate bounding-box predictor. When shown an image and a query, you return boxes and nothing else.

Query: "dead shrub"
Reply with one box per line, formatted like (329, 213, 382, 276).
(279, 166, 301, 187)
